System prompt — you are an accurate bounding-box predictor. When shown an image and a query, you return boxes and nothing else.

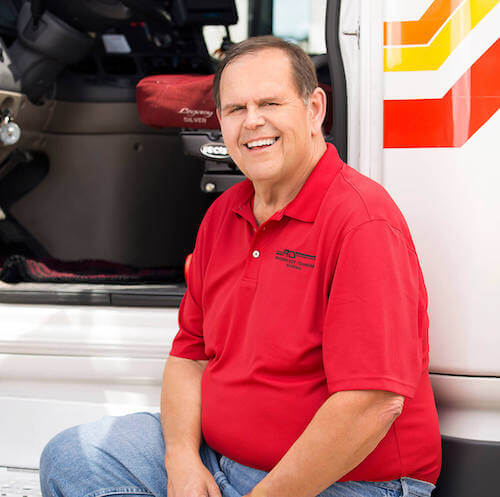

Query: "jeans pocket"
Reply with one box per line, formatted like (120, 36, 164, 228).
(401, 478, 435, 497)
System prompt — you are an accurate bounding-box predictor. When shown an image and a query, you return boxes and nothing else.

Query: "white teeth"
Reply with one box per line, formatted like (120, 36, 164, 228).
(246, 137, 278, 149)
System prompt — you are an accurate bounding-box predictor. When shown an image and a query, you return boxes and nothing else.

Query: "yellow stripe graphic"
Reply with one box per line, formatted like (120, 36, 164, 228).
(384, 0, 499, 72)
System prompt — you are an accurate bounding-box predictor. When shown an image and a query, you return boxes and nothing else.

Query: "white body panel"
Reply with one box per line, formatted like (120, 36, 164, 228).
(384, 112, 500, 376)
(430, 374, 500, 441)
(0, 304, 178, 469)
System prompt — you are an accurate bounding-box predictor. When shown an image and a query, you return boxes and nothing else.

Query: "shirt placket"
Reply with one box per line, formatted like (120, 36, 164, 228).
(242, 225, 264, 283)
(241, 210, 284, 284)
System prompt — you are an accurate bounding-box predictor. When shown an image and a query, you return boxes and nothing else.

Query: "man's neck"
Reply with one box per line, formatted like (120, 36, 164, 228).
(252, 141, 327, 225)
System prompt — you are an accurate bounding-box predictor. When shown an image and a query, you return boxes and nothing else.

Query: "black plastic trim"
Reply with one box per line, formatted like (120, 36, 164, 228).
(110, 286, 186, 307)
(0, 285, 185, 307)
(325, 0, 348, 162)
(430, 371, 500, 379)
(201, 173, 245, 193)
(434, 435, 500, 497)
(248, 0, 273, 37)
(171, 0, 238, 27)
(0, 289, 109, 305)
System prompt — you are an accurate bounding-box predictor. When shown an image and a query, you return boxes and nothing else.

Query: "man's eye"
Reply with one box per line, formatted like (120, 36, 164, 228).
(265, 102, 278, 106)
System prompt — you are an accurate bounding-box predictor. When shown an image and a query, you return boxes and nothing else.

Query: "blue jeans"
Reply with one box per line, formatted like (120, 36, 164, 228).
(39, 412, 435, 497)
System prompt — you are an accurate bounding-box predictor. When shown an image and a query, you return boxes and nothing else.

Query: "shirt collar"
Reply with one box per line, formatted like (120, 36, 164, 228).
(232, 143, 343, 224)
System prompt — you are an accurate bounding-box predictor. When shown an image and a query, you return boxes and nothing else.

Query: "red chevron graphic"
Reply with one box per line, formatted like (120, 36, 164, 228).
(384, 37, 500, 148)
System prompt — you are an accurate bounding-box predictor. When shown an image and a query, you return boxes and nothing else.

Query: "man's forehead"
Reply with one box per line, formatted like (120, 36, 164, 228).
(219, 48, 297, 100)
(223, 48, 292, 75)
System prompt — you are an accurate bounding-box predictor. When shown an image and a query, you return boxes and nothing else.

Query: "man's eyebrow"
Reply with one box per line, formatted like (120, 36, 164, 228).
(222, 96, 285, 112)
(222, 102, 244, 112)
(259, 96, 284, 103)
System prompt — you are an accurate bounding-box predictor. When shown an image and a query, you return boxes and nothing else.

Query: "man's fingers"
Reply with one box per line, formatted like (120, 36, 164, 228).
(196, 487, 220, 497)
(166, 468, 222, 497)
(207, 480, 223, 497)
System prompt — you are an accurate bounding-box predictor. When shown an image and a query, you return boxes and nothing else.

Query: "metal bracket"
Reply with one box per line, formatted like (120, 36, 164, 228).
(342, 22, 360, 48)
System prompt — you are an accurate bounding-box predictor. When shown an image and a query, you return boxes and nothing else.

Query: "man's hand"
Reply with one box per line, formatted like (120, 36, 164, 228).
(166, 455, 222, 497)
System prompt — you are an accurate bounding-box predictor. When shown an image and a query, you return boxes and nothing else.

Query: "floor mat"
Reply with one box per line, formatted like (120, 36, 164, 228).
(0, 255, 183, 284)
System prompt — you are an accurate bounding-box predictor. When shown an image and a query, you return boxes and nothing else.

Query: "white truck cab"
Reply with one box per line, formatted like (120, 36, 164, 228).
(0, 1, 499, 496)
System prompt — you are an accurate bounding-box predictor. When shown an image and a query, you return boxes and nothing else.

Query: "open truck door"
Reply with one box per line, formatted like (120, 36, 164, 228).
(333, 1, 500, 495)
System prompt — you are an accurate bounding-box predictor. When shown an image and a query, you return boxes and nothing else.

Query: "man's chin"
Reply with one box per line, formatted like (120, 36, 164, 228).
(244, 170, 282, 186)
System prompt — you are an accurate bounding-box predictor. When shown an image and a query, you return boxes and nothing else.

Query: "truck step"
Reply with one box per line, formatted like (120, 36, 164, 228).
(0, 467, 41, 497)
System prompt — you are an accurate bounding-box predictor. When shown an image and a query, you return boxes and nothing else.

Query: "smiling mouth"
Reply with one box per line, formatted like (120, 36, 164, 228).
(244, 137, 280, 150)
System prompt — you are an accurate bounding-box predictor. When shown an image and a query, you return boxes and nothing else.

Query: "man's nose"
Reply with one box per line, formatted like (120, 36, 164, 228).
(243, 105, 265, 129)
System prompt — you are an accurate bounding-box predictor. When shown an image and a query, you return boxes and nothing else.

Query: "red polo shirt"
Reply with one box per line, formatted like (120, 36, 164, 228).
(170, 144, 441, 484)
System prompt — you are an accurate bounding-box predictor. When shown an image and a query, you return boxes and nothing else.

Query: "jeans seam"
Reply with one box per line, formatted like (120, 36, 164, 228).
(213, 470, 228, 490)
(83, 487, 153, 497)
(226, 457, 235, 473)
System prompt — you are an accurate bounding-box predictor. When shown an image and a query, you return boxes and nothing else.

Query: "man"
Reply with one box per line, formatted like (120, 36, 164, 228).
(40, 37, 441, 497)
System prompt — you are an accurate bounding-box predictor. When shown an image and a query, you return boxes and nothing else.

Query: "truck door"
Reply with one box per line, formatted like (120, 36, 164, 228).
(335, 1, 500, 496)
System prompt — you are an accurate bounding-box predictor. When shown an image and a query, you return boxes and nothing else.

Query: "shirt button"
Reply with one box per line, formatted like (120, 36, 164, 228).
(252, 250, 260, 258)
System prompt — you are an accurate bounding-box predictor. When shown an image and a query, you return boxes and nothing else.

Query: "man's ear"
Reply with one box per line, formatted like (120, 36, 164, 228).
(216, 108, 222, 123)
(309, 87, 327, 136)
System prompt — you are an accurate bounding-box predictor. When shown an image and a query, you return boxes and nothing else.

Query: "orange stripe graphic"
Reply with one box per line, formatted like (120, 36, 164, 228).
(384, 37, 500, 148)
(384, 0, 463, 46)
(385, 0, 498, 71)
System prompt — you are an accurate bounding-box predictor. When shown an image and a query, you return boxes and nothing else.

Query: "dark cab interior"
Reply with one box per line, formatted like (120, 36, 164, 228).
(0, 0, 339, 306)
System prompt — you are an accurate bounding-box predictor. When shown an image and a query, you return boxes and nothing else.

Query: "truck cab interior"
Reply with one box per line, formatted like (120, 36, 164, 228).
(0, 0, 343, 307)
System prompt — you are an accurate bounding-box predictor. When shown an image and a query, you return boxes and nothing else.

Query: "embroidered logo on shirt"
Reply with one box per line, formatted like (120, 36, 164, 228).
(274, 249, 316, 270)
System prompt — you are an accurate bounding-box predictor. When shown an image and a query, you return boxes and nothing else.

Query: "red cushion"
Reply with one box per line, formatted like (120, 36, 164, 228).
(136, 74, 220, 129)
(136, 73, 332, 133)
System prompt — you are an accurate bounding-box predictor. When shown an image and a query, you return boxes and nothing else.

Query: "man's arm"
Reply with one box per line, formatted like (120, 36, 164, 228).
(246, 389, 404, 497)
(161, 355, 221, 497)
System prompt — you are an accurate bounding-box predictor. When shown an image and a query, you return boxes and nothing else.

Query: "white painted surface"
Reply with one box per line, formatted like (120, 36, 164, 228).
(340, 0, 385, 179)
(383, 0, 435, 22)
(383, 111, 500, 376)
(339, 0, 361, 171)
(0, 304, 178, 357)
(0, 304, 178, 469)
(0, 467, 41, 497)
(430, 374, 500, 442)
(309, 0, 328, 54)
(1, 354, 165, 385)
(359, 0, 385, 183)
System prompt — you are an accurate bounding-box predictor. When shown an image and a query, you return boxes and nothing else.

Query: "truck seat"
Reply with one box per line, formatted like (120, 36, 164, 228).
(137, 74, 220, 130)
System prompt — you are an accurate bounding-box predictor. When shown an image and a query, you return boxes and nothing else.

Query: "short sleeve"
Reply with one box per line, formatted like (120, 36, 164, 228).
(323, 220, 423, 398)
(169, 219, 209, 361)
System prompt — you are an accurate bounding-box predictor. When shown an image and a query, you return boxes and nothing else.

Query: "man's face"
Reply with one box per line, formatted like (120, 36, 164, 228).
(217, 48, 323, 186)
